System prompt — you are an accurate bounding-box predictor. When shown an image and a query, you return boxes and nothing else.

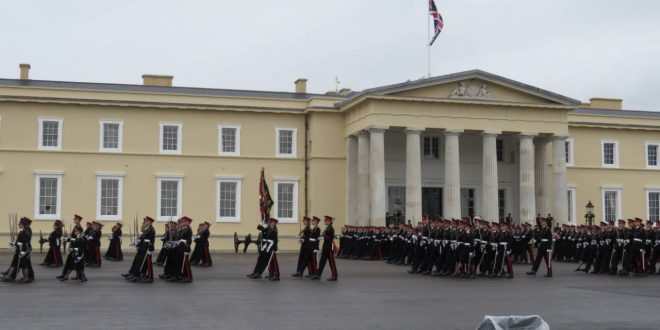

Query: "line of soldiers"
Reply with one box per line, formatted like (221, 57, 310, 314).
(291, 216, 338, 281)
(153, 216, 194, 283)
(553, 218, 660, 276)
(338, 217, 555, 278)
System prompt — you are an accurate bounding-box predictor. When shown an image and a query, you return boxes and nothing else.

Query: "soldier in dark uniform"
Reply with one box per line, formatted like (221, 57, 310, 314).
(527, 218, 553, 277)
(57, 224, 87, 282)
(650, 221, 660, 274)
(311, 216, 338, 281)
(162, 216, 193, 282)
(1, 217, 35, 283)
(293, 216, 312, 277)
(40, 219, 64, 267)
(247, 218, 280, 281)
(124, 216, 156, 283)
(104, 223, 123, 261)
(83, 221, 103, 267)
(155, 221, 174, 266)
(190, 222, 212, 267)
(309, 217, 321, 274)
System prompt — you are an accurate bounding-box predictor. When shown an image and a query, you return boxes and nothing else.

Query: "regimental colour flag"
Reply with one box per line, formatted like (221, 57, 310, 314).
(428, 0, 444, 46)
(258, 167, 274, 223)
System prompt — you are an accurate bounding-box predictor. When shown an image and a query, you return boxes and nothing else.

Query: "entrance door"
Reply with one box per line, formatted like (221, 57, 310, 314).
(460, 188, 476, 219)
(422, 187, 442, 220)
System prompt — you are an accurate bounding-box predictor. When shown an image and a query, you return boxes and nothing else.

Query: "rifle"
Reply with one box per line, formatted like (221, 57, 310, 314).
(39, 230, 47, 253)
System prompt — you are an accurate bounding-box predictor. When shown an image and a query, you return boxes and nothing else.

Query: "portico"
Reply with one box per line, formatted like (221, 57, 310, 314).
(341, 70, 581, 227)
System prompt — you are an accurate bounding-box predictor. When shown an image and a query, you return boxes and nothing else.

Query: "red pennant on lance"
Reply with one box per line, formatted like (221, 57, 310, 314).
(259, 168, 274, 223)
(428, 0, 444, 46)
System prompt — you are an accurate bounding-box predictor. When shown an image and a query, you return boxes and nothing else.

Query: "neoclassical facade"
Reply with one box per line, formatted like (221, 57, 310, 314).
(1, 64, 659, 250)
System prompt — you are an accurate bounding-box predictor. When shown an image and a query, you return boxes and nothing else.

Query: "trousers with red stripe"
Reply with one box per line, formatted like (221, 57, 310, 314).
(316, 248, 338, 279)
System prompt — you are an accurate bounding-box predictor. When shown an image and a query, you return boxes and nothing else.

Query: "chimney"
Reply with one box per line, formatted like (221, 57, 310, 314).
(587, 97, 623, 110)
(142, 74, 173, 87)
(19, 63, 31, 80)
(294, 78, 307, 94)
(338, 88, 352, 96)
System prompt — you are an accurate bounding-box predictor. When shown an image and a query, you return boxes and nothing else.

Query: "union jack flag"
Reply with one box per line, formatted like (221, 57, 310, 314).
(429, 0, 444, 46)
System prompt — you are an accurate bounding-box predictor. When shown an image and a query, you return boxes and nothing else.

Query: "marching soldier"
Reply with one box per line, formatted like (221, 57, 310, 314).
(57, 224, 87, 282)
(247, 218, 280, 281)
(311, 216, 337, 281)
(104, 223, 123, 261)
(160, 216, 194, 283)
(1, 217, 35, 283)
(292, 216, 313, 277)
(123, 216, 156, 283)
(40, 219, 64, 267)
(526, 218, 553, 277)
(155, 221, 174, 266)
(190, 222, 213, 267)
(83, 221, 103, 267)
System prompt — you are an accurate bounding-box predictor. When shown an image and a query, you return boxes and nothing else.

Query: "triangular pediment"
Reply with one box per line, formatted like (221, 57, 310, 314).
(342, 70, 580, 107)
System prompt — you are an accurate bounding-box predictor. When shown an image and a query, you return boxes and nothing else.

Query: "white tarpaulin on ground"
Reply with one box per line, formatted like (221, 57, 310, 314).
(477, 315, 550, 330)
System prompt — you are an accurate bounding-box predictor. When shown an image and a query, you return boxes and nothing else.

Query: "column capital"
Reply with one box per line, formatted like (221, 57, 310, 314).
(551, 134, 569, 141)
(356, 130, 369, 137)
(482, 130, 501, 136)
(519, 132, 538, 137)
(367, 125, 388, 133)
(405, 127, 425, 134)
(444, 128, 464, 135)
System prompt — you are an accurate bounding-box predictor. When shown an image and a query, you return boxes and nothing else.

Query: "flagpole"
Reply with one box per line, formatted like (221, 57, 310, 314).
(426, 1, 431, 78)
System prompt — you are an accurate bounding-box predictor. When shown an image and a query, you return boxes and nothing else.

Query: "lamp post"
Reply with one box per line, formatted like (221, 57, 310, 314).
(585, 200, 595, 227)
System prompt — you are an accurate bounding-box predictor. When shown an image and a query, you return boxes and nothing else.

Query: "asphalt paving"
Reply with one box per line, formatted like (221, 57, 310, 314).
(0, 252, 658, 330)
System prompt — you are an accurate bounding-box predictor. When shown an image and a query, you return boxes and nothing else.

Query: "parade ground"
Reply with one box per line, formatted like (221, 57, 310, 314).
(1, 252, 658, 330)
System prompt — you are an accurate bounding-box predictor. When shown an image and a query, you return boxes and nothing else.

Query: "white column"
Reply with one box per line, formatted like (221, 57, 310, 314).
(534, 138, 550, 217)
(519, 133, 536, 223)
(405, 128, 423, 224)
(369, 127, 387, 227)
(356, 131, 370, 226)
(346, 136, 358, 226)
(482, 131, 499, 222)
(552, 136, 568, 225)
(443, 129, 463, 220)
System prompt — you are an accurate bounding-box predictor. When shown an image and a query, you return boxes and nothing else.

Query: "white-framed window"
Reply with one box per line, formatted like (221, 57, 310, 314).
(34, 171, 63, 220)
(645, 142, 660, 169)
(216, 176, 242, 222)
(218, 125, 241, 156)
(565, 138, 574, 166)
(96, 174, 124, 220)
(157, 175, 183, 221)
(646, 189, 660, 221)
(274, 178, 299, 223)
(38, 118, 63, 151)
(601, 140, 619, 167)
(159, 122, 182, 154)
(423, 136, 439, 159)
(275, 128, 297, 158)
(601, 187, 622, 222)
(567, 185, 577, 224)
(99, 120, 123, 152)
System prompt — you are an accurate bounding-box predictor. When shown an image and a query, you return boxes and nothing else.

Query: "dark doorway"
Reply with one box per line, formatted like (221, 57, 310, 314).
(422, 187, 443, 220)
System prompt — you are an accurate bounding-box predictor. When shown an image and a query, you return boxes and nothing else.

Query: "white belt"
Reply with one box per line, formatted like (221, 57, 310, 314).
(541, 239, 549, 242)
(309, 238, 317, 242)
(178, 239, 187, 244)
(499, 242, 508, 246)
(463, 243, 470, 246)
(634, 238, 642, 242)
(144, 239, 151, 243)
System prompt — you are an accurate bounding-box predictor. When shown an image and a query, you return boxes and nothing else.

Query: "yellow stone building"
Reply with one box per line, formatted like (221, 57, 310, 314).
(1, 64, 659, 251)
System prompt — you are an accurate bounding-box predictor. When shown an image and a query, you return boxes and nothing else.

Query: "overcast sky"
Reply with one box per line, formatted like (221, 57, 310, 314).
(1, 1, 659, 110)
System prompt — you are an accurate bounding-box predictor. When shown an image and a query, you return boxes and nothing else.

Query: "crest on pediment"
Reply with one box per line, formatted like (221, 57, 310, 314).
(449, 80, 497, 100)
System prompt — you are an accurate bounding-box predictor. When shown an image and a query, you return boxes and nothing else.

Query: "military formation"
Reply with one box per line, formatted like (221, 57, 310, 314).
(553, 218, 660, 276)
(338, 217, 559, 278)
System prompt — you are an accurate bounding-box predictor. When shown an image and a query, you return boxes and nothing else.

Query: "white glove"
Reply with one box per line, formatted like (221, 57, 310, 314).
(20, 251, 27, 257)
(147, 250, 153, 256)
